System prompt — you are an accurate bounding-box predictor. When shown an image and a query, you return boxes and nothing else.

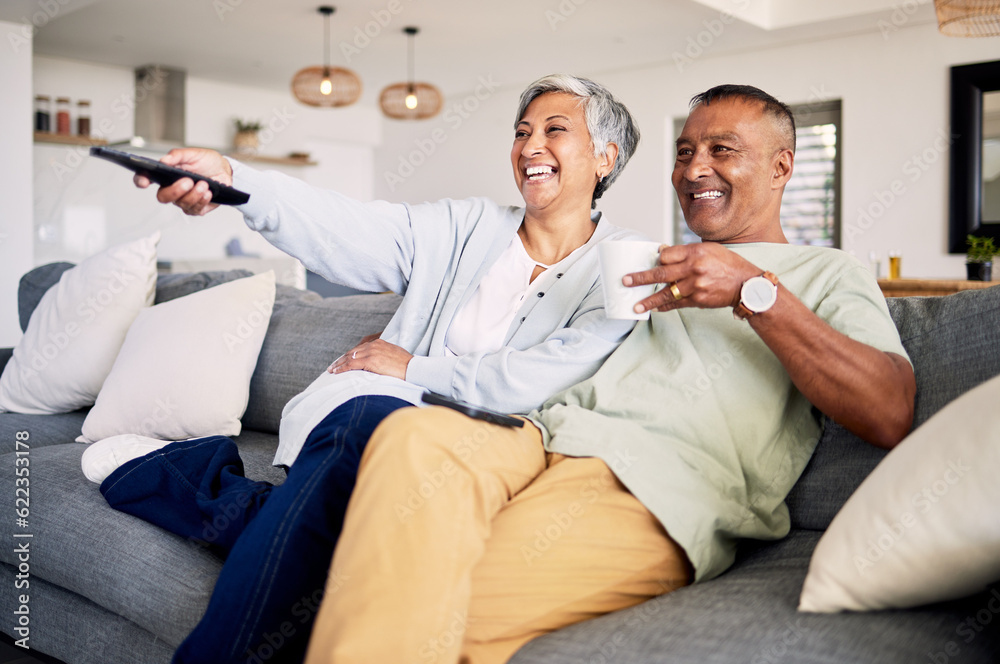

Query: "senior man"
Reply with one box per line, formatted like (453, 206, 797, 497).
(303, 84, 916, 664)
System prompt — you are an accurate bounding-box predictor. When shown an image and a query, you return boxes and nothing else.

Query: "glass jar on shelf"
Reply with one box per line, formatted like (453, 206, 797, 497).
(34, 95, 51, 132)
(55, 97, 71, 135)
(77, 100, 91, 136)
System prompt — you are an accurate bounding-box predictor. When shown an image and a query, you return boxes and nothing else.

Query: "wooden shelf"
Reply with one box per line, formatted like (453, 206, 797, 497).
(33, 132, 108, 146)
(32, 134, 315, 166)
(229, 154, 317, 167)
(878, 278, 998, 297)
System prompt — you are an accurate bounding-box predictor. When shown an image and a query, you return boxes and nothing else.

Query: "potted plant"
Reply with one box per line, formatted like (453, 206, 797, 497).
(233, 118, 262, 154)
(966, 234, 998, 281)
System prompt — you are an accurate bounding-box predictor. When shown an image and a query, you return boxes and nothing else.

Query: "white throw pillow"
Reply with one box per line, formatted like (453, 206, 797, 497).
(0, 233, 160, 414)
(77, 271, 276, 443)
(799, 373, 1000, 613)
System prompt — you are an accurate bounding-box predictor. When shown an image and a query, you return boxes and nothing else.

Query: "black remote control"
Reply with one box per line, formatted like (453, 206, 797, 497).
(421, 391, 524, 428)
(89, 146, 250, 206)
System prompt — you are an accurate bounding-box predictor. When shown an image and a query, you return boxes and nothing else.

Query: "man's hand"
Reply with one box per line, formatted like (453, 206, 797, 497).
(625, 242, 915, 448)
(623, 243, 761, 314)
(133, 148, 233, 217)
(328, 338, 413, 381)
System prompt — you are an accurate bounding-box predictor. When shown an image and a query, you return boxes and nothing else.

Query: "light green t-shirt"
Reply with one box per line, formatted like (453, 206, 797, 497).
(529, 243, 909, 582)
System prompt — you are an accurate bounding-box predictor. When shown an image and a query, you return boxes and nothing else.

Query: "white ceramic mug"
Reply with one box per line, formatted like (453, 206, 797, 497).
(598, 240, 663, 320)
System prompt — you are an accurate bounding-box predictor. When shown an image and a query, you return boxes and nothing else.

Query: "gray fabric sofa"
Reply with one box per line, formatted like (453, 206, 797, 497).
(1, 264, 998, 664)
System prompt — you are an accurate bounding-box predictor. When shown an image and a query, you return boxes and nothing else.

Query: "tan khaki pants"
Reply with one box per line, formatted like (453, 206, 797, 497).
(305, 406, 691, 664)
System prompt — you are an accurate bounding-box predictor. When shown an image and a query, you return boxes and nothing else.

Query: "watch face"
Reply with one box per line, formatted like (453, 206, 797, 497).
(743, 276, 777, 312)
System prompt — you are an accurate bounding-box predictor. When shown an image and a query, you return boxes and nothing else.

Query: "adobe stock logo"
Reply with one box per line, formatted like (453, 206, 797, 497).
(16, 269, 142, 383)
(339, 0, 414, 63)
(852, 458, 970, 575)
(7, 0, 71, 53)
(929, 588, 1000, 664)
(843, 128, 957, 243)
(545, 0, 591, 31)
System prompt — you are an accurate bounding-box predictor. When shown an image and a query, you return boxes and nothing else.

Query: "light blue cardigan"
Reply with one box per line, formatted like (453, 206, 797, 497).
(231, 160, 645, 461)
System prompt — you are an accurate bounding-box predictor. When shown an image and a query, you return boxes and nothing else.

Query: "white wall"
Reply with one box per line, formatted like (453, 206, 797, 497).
(31, 57, 382, 268)
(372, 76, 531, 210)
(372, 21, 1000, 279)
(0, 20, 34, 346)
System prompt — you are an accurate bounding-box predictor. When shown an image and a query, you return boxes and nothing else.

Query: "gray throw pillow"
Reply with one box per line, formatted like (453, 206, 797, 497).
(241, 286, 402, 435)
(154, 270, 254, 304)
(17, 262, 75, 332)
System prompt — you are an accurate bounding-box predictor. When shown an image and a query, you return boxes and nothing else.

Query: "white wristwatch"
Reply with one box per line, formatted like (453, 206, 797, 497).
(733, 272, 778, 320)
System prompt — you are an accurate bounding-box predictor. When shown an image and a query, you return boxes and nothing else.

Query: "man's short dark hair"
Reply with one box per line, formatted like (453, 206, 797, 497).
(689, 84, 796, 154)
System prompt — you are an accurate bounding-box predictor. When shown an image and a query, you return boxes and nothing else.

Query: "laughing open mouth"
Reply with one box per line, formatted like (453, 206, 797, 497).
(691, 190, 724, 200)
(526, 165, 555, 181)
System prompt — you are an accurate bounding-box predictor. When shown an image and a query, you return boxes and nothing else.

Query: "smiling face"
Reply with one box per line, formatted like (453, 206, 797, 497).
(672, 97, 793, 243)
(511, 92, 613, 220)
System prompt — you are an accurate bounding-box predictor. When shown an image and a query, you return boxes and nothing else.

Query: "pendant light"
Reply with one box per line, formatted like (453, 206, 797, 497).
(291, 6, 362, 107)
(934, 0, 1000, 36)
(379, 27, 443, 120)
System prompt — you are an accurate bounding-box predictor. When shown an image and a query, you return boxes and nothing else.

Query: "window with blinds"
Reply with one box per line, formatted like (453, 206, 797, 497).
(672, 99, 842, 248)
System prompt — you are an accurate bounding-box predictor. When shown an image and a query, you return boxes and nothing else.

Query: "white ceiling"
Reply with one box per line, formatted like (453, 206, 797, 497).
(4, 0, 938, 102)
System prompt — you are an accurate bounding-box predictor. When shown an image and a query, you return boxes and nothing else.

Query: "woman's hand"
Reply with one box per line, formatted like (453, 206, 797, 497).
(133, 148, 233, 217)
(328, 337, 412, 381)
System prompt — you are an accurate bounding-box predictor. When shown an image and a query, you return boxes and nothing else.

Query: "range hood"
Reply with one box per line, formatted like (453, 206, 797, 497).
(110, 65, 186, 152)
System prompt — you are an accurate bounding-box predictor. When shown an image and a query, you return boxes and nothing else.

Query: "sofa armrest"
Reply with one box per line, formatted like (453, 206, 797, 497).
(0, 348, 11, 376)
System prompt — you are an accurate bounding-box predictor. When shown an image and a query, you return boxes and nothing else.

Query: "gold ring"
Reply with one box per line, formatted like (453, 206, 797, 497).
(670, 282, 682, 301)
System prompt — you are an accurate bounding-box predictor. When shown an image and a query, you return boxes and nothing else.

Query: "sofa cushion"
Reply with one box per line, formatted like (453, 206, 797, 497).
(0, 435, 283, 649)
(78, 272, 276, 443)
(888, 286, 1000, 426)
(787, 286, 1000, 531)
(0, 348, 12, 378)
(0, 410, 88, 450)
(228, 429, 287, 486)
(154, 269, 254, 305)
(0, 565, 175, 664)
(511, 531, 1000, 664)
(241, 287, 403, 434)
(785, 421, 882, 532)
(0, 444, 218, 646)
(17, 262, 74, 332)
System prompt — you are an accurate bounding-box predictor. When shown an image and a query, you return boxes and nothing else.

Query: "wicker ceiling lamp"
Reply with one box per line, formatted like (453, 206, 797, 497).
(934, 0, 1000, 36)
(291, 6, 362, 107)
(379, 27, 443, 120)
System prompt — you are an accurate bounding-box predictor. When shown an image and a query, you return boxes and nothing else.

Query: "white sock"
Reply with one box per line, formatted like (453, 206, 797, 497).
(81, 434, 175, 484)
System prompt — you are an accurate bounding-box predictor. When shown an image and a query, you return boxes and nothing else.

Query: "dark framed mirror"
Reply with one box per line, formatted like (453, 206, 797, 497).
(948, 59, 1000, 253)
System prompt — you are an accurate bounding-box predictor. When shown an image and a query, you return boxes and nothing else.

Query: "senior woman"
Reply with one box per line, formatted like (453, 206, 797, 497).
(85, 74, 642, 664)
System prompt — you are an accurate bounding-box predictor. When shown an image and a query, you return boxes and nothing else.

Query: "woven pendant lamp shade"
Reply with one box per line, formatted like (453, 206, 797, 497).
(292, 66, 361, 107)
(934, 0, 1000, 36)
(291, 6, 362, 107)
(380, 82, 443, 120)
(380, 27, 443, 120)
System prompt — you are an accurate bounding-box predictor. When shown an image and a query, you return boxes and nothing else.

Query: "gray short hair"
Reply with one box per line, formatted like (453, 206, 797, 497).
(690, 84, 796, 153)
(515, 74, 640, 209)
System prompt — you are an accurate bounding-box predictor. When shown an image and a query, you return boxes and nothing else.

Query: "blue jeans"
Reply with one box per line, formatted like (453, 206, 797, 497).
(100, 395, 411, 664)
